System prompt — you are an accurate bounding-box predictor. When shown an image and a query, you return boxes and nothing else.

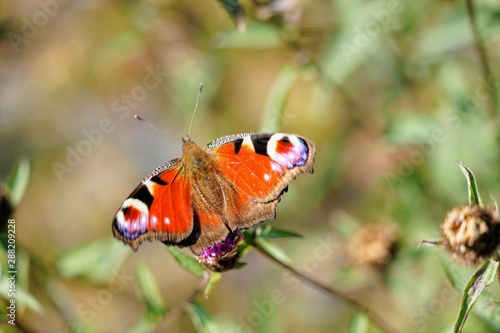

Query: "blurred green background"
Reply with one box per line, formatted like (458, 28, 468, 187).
(1, 0, 500, 332)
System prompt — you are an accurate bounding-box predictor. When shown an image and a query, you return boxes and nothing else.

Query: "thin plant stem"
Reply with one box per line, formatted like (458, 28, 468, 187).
(464, 0, 498, 118)
(252, 239, 400, 333)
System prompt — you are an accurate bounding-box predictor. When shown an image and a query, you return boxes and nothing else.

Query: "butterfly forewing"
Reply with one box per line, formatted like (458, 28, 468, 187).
(208, 133, 315, 201)
(112, 132, 315, 254)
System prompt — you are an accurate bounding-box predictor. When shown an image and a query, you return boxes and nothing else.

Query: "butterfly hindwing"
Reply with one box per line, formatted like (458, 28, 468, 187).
(112, 159, 194, 250)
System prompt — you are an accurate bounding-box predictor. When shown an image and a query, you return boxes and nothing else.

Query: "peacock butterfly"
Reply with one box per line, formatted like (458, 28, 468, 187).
(112, 131, 315, 255)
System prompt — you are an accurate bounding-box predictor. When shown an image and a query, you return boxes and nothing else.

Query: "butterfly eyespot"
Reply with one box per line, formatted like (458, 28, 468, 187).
(271, 162, 284, 174)
(112, 132, 315, 257)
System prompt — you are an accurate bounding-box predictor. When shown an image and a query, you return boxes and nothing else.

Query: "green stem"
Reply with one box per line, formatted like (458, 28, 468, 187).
(252, 239, 400, 333)
(464, 0, 498, 118)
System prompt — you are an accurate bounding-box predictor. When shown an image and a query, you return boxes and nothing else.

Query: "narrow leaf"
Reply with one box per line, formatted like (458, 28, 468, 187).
(439, 253, 500, 331)
(237, 238, 251, 258)
(135, 261, 167, 318)
(256, 225, 304, 239)
(454, 259, 499, 332)
(128, 317, 158, 333)
(217, 0, 241, 17)
(6, 158, 30, 208)
(420, 238, 444, 247)
(0, 279, 43, 314)
(165, 247, 205, 277)
(254, 237, 292, 265)
(204, 272, 221, 299)
(216, 0, 245, 31)
(214, 22, 282, 49)
(57, 238, 130, 284)
(456, 160, 482, 206)
(348, 312, 369, 333)
(259, 65, 302, 132)
(186, 302, 219, 333)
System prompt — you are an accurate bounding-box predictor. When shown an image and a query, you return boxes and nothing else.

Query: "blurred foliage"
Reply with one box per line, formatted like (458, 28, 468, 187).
(1, 0, 500, 332)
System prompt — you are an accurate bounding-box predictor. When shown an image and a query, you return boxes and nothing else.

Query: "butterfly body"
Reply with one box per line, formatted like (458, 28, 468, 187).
(113, 133, 315, 254)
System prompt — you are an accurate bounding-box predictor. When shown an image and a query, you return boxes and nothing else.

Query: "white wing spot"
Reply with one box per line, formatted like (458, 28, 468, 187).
(164, 217, 171, 225)
(143, 179, 155, 194)
(116, 211, 126, 226)
(264, 173, 270, 181)
(242, 136, 254, 151)
(151, 215, 158, 228)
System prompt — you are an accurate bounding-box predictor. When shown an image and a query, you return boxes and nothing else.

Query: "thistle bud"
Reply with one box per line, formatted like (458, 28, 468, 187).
(348, 223, 400, 270)
(441, 205, 500, 264)
(196, 230, 242, 272)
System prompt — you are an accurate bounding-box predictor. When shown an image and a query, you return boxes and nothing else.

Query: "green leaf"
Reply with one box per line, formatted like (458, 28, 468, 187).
(259, 65, 304, 132)
(217, 0, 241, 17)
(165, 247, 205, 277)
(214, 22, 283, 49)
(128, 317, 158, 333)
(254, 237, 292, 265)
(216, 0, 245, 31)
(232, 262, 247, 270)
(204, 272, 221, 299)
(186, 302, 219, 333)
(456, 160, 482, 206)
(237, 238, 252, 258)
(0, 279, 43, 314)
(255, 225, 303, 239)
(57, 238, 130, 284)
(421, 238, 444, 246)
(439, 252, 500, 331)
(468, 286, 500, 332)
(348, 312, 369, 333)
(6, 158, 30, 208)
(453, 259, 499, 333)
(134, 262, 167, 318)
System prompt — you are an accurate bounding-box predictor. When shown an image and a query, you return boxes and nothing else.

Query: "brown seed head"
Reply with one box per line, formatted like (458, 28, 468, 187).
(349, 223, 400, 270)
(441, 205, 500, 264)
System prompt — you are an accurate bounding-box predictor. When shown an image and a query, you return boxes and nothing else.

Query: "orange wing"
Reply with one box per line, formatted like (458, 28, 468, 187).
(112, 159, 195, 250)
(205, 133, 315, 230)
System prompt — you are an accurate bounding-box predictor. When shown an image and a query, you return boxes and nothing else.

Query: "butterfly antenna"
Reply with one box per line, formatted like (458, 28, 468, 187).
(188, 83, 203, 137)
(134, 115, 177, 140)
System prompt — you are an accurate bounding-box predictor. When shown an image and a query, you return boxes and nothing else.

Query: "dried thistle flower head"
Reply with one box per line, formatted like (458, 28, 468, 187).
(348, 223, 400, 270)
(441, 205, 500, 264)
(195, 230, 242, 272)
